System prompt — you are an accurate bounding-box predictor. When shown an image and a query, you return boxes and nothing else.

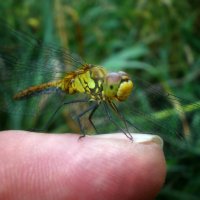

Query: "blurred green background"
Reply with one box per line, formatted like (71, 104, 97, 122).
(0, 0, 200, 199)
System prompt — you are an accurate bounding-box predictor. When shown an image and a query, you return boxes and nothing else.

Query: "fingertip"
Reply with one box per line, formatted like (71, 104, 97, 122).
(0, 131, 166, 200)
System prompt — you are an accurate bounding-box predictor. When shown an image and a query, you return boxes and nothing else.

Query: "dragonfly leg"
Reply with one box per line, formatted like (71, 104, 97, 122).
(44, 99, 88, 131)
(110, 102, 131, 134)
(88, 103, 99, 133)
(103, 102, 133, 141)
(125, 119, 143, 132)
(75, 103, 99, 139)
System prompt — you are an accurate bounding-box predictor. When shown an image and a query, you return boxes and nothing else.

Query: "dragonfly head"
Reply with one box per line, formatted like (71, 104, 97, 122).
(103, 71, 134, 101)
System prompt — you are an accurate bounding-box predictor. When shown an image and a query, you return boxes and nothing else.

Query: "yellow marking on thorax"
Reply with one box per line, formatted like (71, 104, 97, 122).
(65, 66, 107, 100)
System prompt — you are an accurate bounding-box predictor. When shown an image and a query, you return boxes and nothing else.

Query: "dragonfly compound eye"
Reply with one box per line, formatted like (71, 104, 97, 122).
(103, 73, 122, 99)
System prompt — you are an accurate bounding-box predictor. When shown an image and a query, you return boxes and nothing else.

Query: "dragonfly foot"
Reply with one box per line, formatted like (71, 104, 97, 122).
(78, 134, 86, 141)
(125, 133, 134, 142)
(29, 128, 46, 133)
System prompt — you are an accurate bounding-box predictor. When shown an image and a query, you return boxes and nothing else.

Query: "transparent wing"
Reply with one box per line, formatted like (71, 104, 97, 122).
(0, 21, 89, 119)
(108, 77, 200, 144)
(0, 22, 85, 82)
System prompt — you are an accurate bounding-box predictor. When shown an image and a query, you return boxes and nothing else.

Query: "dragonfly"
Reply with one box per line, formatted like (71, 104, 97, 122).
(0, 23, 200, 144)
(13, 63, 134, 140)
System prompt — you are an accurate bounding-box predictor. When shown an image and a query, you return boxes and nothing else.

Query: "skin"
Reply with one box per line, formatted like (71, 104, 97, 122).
(0, 131, 166, 200)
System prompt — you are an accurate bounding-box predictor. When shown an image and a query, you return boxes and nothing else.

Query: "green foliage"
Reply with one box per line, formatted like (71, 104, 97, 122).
(0, 0, 200, 199)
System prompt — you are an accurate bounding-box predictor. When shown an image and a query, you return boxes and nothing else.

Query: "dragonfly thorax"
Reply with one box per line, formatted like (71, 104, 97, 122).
(65, 65, 107, 101)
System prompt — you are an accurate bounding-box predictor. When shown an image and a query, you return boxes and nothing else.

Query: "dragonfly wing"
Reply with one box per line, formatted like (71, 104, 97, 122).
(0, 21, 86, 83)
(116, 77, 200, 143)
(0, 22, 92, 124)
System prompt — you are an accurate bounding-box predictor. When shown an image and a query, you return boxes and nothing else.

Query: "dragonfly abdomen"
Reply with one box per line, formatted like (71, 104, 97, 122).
(14, 81, 62, 100)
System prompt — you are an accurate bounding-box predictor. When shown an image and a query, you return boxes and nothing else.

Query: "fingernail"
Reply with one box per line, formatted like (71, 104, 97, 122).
(133, 134, 163, 148)
(93, 133, 163, 148)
